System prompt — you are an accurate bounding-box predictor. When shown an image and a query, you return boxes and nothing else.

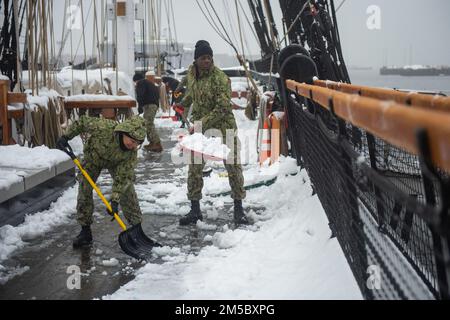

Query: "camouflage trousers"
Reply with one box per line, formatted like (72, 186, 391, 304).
(143, 104, 161, 144)
(76, 161, 142, 227)
(187, 136, 246, 201)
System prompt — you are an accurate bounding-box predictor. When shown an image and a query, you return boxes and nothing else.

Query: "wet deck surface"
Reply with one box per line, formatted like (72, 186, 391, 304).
(0, 127, 261, 300)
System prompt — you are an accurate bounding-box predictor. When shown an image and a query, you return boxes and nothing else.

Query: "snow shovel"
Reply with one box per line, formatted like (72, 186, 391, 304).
(59, 142, 160, 261)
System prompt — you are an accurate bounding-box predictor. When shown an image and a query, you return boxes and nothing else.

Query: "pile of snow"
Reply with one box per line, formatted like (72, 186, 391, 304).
(21, 68, 135, 98)
(26, 88, 61, 99)
(135, 178, 190, 216)
(102, 258, 120, 267)
(202, 156, 298, 196)
(196, 220, 218, 231)
(23, 88, 62, 111)
(0, 145, 70, 170)
(8, 105, 24, 111)
(104, 169, 362, 300)
(154, 110, 182, 129)
(60, 68, 135, 97)
(27, 96, 51, 111)
(102, 109, 362, 300)
(0, 170, 23, 189)
(0, 265, 30, 285)
(179, 133, 231, 160)
(234, 110, 259, 165)
(154, 118, 182, 129)
(65, 94, 135, 102)
(0, 187, 77, 282)
(231, 82, 248, 93)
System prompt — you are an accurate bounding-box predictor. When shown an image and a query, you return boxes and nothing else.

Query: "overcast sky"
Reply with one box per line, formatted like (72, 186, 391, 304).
(49, 0, 450, 68)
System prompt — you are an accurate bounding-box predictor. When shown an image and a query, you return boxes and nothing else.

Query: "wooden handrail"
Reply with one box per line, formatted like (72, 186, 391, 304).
(7, 92, 27, 104)
(1, 81, 26, 144)
(1, 81, 138, 144)
(8, 110, 24, 120)
(286, 79, 450, 172)
(314, 79, 450, 112)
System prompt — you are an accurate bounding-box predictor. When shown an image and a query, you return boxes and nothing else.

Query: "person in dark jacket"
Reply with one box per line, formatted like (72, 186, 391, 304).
(133, 72, 163, 152)
(162, 76, 180, 102)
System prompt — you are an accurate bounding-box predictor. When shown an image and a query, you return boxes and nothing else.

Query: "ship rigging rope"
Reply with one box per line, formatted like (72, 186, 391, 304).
(234, 0, 247, 64)
(196, 0, 238, 52)
(262, 0, 279, 52)
(277, 0, 309, 48)
(169, 0, 179, 53)
(54, 0, 69, 73)
(80, 0, 89, 87)
(72, 0, 92, 70)
(336, 0, 347, 12)
(206, 0, 239, 53)
(150, 0, 159, 72)
(23, 102, 36, 145)
(163, 0, 173, 57)
(69, 0, 74, 94)
(237, 0, 260, 50)
(195, 0, 261, 94)
(222, 0, 241, 52)
(48, 0, 57, 90)
(93, 0, 104, 94)
(227, 0, 256, 62)
(12, 0, 22, 90)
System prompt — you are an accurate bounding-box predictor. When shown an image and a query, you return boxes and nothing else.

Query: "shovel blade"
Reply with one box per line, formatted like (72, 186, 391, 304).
(118, 223, 161, 261)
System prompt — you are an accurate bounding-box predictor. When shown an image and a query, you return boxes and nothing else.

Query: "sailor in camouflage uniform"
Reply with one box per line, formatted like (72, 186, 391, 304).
(57, 116, 146, 248)
(178, 40, 248, 226)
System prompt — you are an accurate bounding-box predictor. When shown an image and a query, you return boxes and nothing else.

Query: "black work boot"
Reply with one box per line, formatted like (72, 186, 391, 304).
(179, 201, 203, 226)
(234, 200, 249, 225)
(73, 226, 93, 248)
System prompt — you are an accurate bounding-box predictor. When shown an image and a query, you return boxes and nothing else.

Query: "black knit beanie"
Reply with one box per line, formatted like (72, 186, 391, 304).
(194, 40, 213, 60)
(133, 72, 145, 82)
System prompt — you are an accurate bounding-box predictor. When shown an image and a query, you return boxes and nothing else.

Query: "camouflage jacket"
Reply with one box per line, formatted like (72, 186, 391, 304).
(181, 64, 236, 133)
(65, 116, 138, 202)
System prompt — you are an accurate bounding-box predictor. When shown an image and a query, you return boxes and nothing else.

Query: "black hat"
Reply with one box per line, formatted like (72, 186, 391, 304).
(133, 72, 145, 82)
(194, 40, 213, 60)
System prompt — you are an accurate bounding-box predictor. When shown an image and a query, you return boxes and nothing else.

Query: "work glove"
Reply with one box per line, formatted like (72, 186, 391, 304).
(56, 136, 70, 151)
(173, 104, 184, 115)
(107, 201, 119, 222)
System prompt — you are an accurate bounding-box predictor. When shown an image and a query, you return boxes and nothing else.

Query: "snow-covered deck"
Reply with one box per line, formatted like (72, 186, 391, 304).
(0, 112, 362, 300)
(0, 138, 84, 229)
(0, 145, 79, 204)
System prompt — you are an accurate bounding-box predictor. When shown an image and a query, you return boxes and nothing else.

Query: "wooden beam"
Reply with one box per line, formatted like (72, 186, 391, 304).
(8, 109, 24, 120)
(7, 92, 27, 104)
(116, 1, 126, 16)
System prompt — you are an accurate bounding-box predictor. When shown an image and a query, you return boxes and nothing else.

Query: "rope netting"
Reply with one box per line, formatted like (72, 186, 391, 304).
(285, 79, 450, 300)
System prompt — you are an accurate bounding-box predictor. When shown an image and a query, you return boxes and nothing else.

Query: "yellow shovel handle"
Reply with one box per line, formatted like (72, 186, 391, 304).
(73, 159, 127, 231)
